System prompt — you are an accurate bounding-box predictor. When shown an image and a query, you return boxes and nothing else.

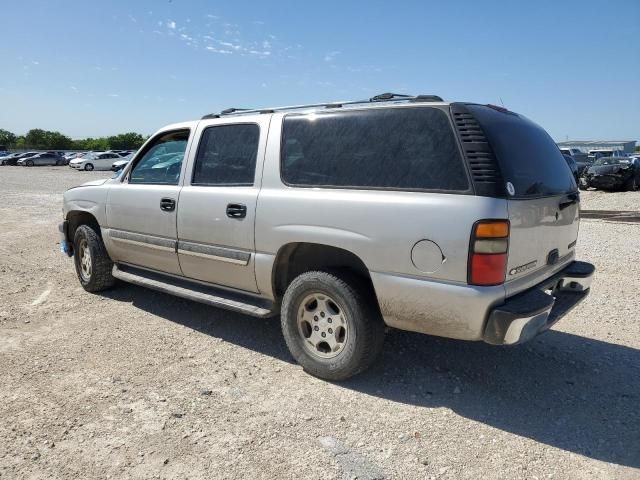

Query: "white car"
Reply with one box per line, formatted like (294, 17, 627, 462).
(69, 152, 121, 171)
(111, 153, 135, 172)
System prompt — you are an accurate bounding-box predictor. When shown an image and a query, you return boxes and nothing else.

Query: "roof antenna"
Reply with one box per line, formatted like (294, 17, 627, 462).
(499, 96, 505, 107)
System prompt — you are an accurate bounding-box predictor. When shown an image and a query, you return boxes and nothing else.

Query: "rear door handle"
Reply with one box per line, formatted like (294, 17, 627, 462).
(160, 197, 176, 212)
(226, 203, 247, 219)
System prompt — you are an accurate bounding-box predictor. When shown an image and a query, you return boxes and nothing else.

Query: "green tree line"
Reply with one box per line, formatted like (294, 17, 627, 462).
(0, 128, 147, 151)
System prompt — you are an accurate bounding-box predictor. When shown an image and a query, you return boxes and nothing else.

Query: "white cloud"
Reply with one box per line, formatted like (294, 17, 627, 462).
(324, 51, 340, 62)
(70, 85, 78, 91)
(167, 20, 176, 29)
(262, 40, 271, 50)
(206, 46, 233, 55)
(108, 93, 120, 98)
(32, 61, 40, 65)
(219, 41, 241, 50)
(207, 14, 218, 19)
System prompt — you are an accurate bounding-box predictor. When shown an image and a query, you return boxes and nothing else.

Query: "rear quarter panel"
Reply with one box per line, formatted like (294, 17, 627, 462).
(255, 112, 509, 294)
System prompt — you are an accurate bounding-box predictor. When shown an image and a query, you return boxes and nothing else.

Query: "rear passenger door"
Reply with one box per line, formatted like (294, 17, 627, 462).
(177, 116, 270, 293)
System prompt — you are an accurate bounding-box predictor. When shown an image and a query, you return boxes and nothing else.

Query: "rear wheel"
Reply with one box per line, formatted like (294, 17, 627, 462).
(281, 270, 385, 381)
(26, 159, 34, 167)
(84, 163, 94, 171)
(55, 159, 63, 166)
(73, 224, 116, 292)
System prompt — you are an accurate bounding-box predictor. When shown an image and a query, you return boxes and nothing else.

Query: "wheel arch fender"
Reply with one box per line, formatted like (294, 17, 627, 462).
(268, 242, 378, 305)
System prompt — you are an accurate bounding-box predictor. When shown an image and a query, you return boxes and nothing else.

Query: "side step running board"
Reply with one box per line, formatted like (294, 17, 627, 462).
(112, 264, 276, 318)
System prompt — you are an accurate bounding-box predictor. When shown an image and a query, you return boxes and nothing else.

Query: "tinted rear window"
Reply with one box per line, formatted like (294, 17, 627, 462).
(467, 105, 576, 197)
(192, 124, 260, 186)
(281, 107, 469, 191)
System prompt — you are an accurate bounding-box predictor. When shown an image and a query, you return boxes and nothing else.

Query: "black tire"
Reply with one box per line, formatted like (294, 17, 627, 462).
(281, 270, 385, 381)
(73, 224, 116, 292)
(84, 163, 94, 171)
(55, 159, 63, 166)
(26, 159, 34, 167)
(625, 176, 638, 192)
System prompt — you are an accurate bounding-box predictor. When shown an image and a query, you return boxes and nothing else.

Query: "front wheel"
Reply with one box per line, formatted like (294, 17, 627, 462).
(73, 225, 116, 292)
(84, 163, 94, 171)
(281, 270, 385, 381)
(26, 160, 34, 167)
(625, 176, 638, 192)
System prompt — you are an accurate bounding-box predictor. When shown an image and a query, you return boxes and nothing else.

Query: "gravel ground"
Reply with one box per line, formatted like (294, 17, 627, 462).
(0, 166, 638, 480)
(580, 188, 640, 211)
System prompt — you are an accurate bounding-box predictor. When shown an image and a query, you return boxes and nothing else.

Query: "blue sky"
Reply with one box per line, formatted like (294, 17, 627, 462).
(0, 0, 638, 141)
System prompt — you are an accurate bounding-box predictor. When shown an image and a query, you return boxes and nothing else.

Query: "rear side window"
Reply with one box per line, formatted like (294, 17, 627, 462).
(192, 124, 260, 186)
(281, 107, 469, 191)
(467, 105, 576, 197)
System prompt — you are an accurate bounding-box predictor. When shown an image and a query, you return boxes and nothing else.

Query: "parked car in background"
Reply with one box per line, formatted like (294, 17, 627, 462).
(1, 152, 24, 165)
(574, 157, 594, 177)
(582, 156, 640, 191)
(69, 152, 122, 171)
(587, 149, 625, 162)
(562, 154, 579, 183)
(111, 152, 135, 172)
(18, 152, 67, 166)
(559, 147, 589, 164)
(65, 152, 79, 161)
(9, 152, 39, 165)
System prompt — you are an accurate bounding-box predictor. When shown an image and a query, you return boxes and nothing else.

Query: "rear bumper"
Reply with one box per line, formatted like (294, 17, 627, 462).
(483, 260, 595, 345)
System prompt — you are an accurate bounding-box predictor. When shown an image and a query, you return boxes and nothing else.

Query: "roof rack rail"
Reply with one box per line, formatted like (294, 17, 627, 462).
(201, 92, 443, 119)
(412, 94, 444, 102)
(221, 107, 250, 115)
(370, 92, 412, 102)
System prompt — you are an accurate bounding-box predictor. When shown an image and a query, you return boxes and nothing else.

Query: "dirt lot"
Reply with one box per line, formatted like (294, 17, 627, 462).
(0, 166, 638, 480)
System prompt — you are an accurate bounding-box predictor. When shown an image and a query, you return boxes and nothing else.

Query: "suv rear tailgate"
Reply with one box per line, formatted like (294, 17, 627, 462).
(462, 104, 580, 297)
(505, 196, 579, 296)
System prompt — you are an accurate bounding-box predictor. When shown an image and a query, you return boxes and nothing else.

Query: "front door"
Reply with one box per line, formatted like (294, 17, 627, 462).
(177, 118, 269, 292)
(105, 129, 191, 275)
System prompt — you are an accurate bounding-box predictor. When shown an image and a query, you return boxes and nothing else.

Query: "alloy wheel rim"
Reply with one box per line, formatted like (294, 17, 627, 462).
(297, 292, 349, 359)
(79, 240, 92, 281)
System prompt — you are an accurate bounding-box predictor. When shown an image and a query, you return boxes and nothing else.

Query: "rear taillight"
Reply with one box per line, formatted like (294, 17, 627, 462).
(468, 220, 509, 286)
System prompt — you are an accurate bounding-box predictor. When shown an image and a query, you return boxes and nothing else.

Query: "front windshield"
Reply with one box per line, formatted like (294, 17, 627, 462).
(594, 157, 630, 166)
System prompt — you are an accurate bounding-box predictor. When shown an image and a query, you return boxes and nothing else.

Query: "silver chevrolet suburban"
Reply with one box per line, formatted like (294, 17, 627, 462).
(60, 93, 595, 380)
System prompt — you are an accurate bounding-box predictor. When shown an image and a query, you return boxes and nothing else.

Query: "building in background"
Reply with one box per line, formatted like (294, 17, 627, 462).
(556, 140, 636, 154)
